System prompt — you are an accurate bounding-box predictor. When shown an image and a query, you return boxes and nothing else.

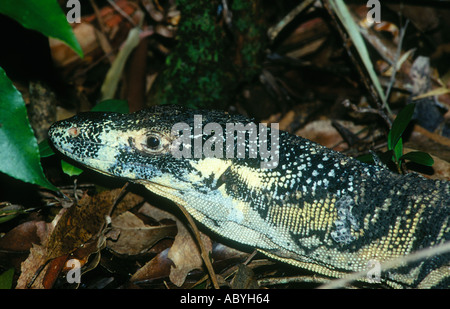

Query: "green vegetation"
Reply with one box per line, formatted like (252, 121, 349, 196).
(153, 0, 266, 109)
(0, 1, 81, 191)
(0, 67, 58, 191)
(0, 0, 82, 57)
(0, 268, 14, 289)
(387, 103, 434, 173)
(359, 103, 434, 173)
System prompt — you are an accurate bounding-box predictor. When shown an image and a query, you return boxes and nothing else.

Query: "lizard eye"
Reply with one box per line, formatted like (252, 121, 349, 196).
(146, 135, 161, 150)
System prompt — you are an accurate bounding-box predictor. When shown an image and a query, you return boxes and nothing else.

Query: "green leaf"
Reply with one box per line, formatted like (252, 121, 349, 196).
(387, 130, 392, 150)
(387, 130, 403, 161)
(0, 0, 83, 57)
(61, 160, 84, 177)
(392, 136, 403, 163)
(38, 139, 55, 158)
(0, 268, 14, 289)
(401, 151, 434, 166)
(389, 103, 415, 150)
(0, 67, 58, 191)
(91, 99, 129, 113)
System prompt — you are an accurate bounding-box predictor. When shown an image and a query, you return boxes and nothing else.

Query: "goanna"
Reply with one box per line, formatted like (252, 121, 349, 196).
(48, 105, 450, 288)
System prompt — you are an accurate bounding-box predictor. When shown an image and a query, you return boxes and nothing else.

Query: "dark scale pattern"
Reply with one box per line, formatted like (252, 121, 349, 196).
(48, 105, 450, 288)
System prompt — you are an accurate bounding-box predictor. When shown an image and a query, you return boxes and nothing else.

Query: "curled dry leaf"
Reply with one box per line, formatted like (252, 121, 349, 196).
(133, 202, 212, 287)
(45, 190, 123, 260)
(168, 223, 212, 287)
(106, 211, 177, 256)
(15, 218, 56, 289)
(130, 247, 173, 283)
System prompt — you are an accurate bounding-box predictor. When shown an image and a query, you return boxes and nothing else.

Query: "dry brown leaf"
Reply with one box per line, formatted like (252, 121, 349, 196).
(16, 189, 143, 288)
(45, 189, 142, 260)
(295, 120, 366, 151)
(137, 201, 178, 221)
(168, 224, 212, 287)
(106, 211, 176, 255)
(0, 220, 48, 252)
(16, 244, 48, 289)
(230, 264, 260, 289)
(45, 192, 112, 260)
(15, 210, 65, 288)
(136, 202, 212, 287)
(130, 248, 173, 283)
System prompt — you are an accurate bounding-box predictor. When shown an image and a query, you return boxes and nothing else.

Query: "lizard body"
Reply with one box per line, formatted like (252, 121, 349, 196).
(48, 105, 450, 288)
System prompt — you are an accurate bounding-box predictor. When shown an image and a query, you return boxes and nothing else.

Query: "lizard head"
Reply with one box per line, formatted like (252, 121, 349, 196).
(48, 105, 277, 193)
(49, 105, 198, 179)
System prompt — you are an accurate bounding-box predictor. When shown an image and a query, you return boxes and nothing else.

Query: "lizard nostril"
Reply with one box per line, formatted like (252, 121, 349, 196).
(67, 127, 80, 137)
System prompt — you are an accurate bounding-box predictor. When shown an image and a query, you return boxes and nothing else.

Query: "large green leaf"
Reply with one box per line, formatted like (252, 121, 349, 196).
(0, 0, 83, 57)
(0, 67, 57, 191)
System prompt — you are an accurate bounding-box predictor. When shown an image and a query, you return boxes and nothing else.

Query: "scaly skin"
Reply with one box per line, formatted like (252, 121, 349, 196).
(48, 105, 450, 288)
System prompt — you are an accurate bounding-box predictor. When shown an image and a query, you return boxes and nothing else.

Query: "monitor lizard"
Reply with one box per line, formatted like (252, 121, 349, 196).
(48, 104, 450, 288)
